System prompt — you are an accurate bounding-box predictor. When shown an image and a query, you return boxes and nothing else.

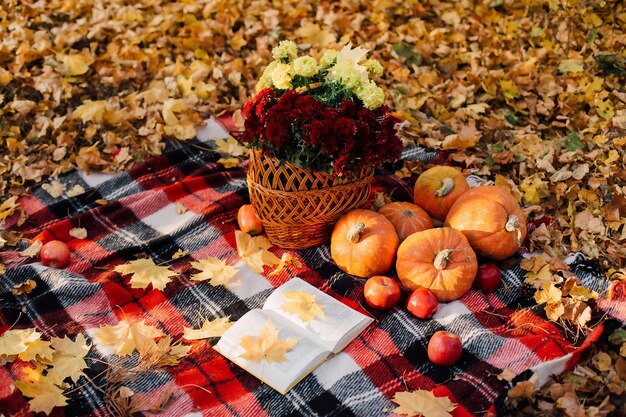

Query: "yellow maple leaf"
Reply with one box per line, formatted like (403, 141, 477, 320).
(183, 317, 233, 340)
(239, 321, 298, 363)
(162, 98, 187, 126)
(47, 334, 91, 383)
(524, 264, 559, 288)
(295, 21, 337, 46)
(392, 389, 457, 417)
(217, 157, 240, 168)
(12, 279, 37, 296)
(15, 375, 67, 415)
(18, 339, 54, 363)
(534, 282, 562, 305)
(269, 253, 303, 276)
(520, 176, 547, 205)
(69, 227, 87, 239)
(19, 240, 43, 258)
(281, 291, 325, 322)
(214, 137, 247, 157)
(235, 231, 281, 274)
(442, 124, 481, 150)
(114, 258, 178, 291)
(567, 283, 599, 301)
(500, 79, 520, 100)
(73, 100, 114, 124)
(0, 196, 19, 221)
(171, 248, 189, 259)
(41, 180, 66, 198)
(57, 53, 94, 76)
(0, 328, 41, 357)
(545, 301, 565, 321)
(190, 256, 238, 286)
(94, 320, 164, 356)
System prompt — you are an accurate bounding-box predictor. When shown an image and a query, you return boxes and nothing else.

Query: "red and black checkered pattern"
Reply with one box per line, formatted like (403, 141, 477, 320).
(0, 130, 622, 417)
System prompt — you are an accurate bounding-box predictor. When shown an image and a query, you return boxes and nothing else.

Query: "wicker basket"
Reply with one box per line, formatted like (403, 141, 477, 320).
(247, 149, 373, 249)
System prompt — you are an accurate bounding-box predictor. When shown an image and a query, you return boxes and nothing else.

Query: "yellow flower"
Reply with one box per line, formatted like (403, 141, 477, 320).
(272, 40, 298, 61)
(356, 80, 385, 110)
(327, 61, 362, 90)
(364, 59, 384, 78)
(320, 50, 337, 68)
(255, 61, 278, 92)
(271, 63, 295, 90)
(293, 56, 318, 77)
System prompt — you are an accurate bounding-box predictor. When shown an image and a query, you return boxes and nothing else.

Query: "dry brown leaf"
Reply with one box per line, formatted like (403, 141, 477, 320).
(189, 256, 238, 286)
(239, 321, 298, 363)
(214, 137, 247, 157)
(175, 203, 187, 214)
(12, 279, 37, 296)
(217, 157, 240, 168)
(69, 227, 87, 239)
(392, 389, 457, 417)
(0, 196, 20, 221)
(114, 258, 178, 291)
(171, 249, 189, 260)
(534, 282, 562, 305)
(281, 291, 325, 322)
(269, 253, 303, 276)
(182, 317, 233, 340)
(20, 240, 43, 258)
(15, 373, 68, 415)
(41, 180, 66, 198)
(66, 185, 86, 197)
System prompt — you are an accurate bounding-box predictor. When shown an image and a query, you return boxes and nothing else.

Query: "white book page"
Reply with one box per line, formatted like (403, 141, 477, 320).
(263, 277, 373, 353)
(214, 309, 328, 394)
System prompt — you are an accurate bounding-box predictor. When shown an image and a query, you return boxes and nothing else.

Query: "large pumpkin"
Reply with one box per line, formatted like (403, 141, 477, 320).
(413, 166, 469, 221)
(444, 185, 527, 261)
(396, 228, 478, 302)
(378, 202, 433, 242)
(331, 209, 399, 278)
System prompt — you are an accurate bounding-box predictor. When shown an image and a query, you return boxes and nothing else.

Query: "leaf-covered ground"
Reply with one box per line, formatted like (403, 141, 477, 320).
(1, 0, 625, 414)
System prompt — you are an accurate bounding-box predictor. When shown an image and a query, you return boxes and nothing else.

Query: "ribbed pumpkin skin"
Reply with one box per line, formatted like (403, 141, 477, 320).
(396, 228, 478, 302)
(331, 209, 399, 278)
(413, 166, 469, 221)
(378, 202, 433, 242)
(444, 186, 527, 261)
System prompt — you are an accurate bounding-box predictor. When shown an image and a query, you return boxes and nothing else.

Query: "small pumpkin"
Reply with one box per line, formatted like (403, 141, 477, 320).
(444, 185, 527, 261)
(331, 209, 399, 278)
(413, 166, 469, 221)
(396, 227, 478, 302)
(378, 201, 433, 242)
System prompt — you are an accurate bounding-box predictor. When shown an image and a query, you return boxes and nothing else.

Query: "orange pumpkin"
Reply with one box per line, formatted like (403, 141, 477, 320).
(396, 228, 478, 302)
(413, 166, 469, 221)
(444, 185, 527, 261)
(378, 202, 433, 242)
(331, 209, 399, 278)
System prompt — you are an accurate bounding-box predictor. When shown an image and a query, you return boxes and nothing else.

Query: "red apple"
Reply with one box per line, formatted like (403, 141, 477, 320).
(427, 330, 463, 367)
(473, 263, 502, 294)
(364, 276, 401, 310)
(40, 240, 71, 269)
(407, 287, 438, 319)
(237, 204, 264, 236)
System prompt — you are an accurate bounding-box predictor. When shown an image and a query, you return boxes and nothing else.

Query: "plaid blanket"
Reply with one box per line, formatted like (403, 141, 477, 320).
(0, 118, 623, 417)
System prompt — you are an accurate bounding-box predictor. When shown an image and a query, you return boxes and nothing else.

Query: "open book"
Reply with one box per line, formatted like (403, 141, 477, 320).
(214, 277, 373, 394)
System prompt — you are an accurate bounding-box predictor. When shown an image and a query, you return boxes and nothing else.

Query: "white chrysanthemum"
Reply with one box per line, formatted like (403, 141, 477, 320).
(271, 63, 295, 90)
(364, 59, 384, 78)
(320, 50, 338, 68)
(293, 56, 319, 77)
(327, 61, 362, 90)
(272, 40, 298, 61)
(356, 80, 385, 110)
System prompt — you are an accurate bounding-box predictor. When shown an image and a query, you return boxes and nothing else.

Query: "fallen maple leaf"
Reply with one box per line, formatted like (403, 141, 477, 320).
(15, 374, 68, 415)
(217, 157, 240, 168)
(534, 282, 562, 305)
(214, 137, 247, 157)
(69, 227, 87, 239)
(114, 258, 178, 291)
(281, 291, 325, 322)
(47, 334, 91, 383)
(12, 279, 37, 295)
(0, 328, 41, 358)
(66, 185, 86, 197)
(190, 256, 238, 286)
(183, 317, 233, 340)
(442, 124, 482, 150)
(0, 196, 19, 221)
(18, 339, 55, 363)
(239, 321, 298, 363)
(94, 320, 165, 356)
(235, 231, 280, 274)
(171, 249, 189, 259)
(392, 389, 457, 417)
(57, 53, 94, 76)
(269, 253, 302, 276)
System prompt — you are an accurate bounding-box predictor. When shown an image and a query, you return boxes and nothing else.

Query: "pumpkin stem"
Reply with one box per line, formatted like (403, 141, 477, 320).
(505, 214, 523, 243)
(435, 178, 455, 197)
(372, 192, 386, 212)
(347, 222, 366, 243)
(433, 249, 454, 270)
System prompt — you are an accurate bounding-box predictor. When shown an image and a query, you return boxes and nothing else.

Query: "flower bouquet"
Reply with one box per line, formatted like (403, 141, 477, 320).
(241, 41, 403, 249)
